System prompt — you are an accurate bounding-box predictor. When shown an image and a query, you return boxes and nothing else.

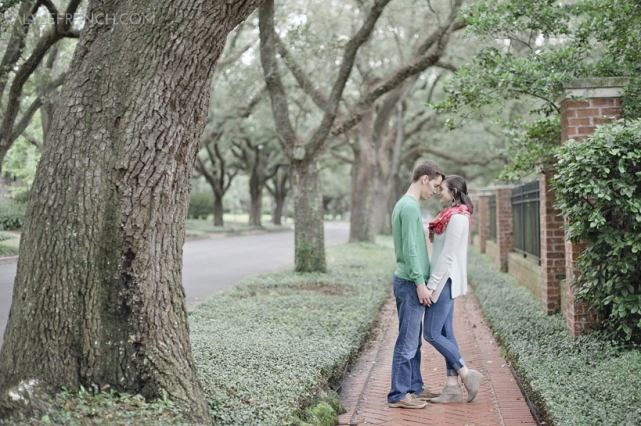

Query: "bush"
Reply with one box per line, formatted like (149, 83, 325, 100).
(469, 248, 641, 426)
(554, 120, 641, 341)
(189, 241, 395, 425)
(188, 192, 213, 219)
(0, 199, 26, 230)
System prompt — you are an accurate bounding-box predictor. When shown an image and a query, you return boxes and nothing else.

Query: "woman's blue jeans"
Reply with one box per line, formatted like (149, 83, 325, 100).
(424, 279, 466, 376)
(387, 276, 425, 403)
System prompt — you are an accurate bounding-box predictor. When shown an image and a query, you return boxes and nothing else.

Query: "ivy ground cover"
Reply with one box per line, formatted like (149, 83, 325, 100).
(189, 240, 396, 425)
(469, 248, 641, 426)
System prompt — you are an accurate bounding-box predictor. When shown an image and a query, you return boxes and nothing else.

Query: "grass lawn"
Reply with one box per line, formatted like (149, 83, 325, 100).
(185, 217, 290, 237)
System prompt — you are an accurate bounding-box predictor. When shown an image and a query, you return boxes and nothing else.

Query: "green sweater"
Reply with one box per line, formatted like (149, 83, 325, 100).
(392, 195, 430, 286)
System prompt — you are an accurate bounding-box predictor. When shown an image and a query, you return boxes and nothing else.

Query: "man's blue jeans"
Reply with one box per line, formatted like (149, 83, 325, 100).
(424, 279, 466, 376)
(387, 276, 425, 403)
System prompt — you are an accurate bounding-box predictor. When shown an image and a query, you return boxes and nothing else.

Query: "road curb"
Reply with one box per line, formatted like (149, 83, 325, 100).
(0, 256, 18, 265)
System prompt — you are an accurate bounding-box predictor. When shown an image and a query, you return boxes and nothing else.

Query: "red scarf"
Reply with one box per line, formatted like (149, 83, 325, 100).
(428, 205, 471, 242)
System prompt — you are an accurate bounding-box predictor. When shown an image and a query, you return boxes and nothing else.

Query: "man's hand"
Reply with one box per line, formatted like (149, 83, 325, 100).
(417, 284, 433, 307)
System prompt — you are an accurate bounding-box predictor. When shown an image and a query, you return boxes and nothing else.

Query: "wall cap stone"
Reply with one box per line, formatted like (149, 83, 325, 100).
(559, 77, 630, 102)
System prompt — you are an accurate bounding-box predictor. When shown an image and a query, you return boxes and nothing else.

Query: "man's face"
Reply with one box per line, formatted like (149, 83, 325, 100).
(420, 175, 443, 200)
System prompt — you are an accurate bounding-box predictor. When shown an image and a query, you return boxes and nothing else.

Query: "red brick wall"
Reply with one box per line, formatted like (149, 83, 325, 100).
(559, 81, 625, 336)
(477, 195, 490, 254)
(560, 98, 623, 143)
(495, 188, 513, 272)
(539, 172, 565, 314)
(564, 240, 599, 337)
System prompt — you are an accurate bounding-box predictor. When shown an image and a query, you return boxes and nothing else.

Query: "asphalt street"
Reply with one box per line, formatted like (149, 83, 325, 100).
(0, 222, 350, 346)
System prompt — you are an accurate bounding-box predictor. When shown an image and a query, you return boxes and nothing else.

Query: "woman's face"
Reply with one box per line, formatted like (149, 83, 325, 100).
(437, 183, 454, 205)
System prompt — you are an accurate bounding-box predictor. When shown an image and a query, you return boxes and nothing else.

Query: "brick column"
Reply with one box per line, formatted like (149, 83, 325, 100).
(468, 188, 478, 245)
(538, 171, 565, 314)
(564, 241, 598, 337)
(495, 187, 513, 272)
(477, 195, 490, 254)
(559, 77, 627, 336)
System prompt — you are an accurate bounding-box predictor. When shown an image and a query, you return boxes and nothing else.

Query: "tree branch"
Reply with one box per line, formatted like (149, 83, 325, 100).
(275, 35, 329, 111)
(401, 145, 497, 166)
(217, 40, 255, 68)
(307, 0, 393, 158)
(22, 131, 43, 151)
(259, 0, 298, 158)
(330, 0, 465, 138)
(9, 71, 67, 144)
(0, 1, 38, 100)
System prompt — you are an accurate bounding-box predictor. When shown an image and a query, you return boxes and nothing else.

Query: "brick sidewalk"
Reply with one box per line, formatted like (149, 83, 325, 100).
(338, 289, 537, 426)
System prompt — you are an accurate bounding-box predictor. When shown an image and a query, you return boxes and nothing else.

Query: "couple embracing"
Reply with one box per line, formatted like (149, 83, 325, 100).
(387, 160, 483, 409)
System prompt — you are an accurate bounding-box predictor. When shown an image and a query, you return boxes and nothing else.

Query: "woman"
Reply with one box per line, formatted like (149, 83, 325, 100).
(423, 175, 483, 403)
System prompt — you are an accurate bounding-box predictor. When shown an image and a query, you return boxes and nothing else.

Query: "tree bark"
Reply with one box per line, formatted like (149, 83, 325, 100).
(266, 165, 289, 226)
(213, 194, 224, 227)
(292, 160, 325, 272)
(349, 109, 377, 242)
(0, 0, 263, 422)
(248, 173, 263, 227)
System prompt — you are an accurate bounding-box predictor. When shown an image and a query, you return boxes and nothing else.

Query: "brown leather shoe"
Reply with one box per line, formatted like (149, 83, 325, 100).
(388, 393, 427, 409)
(413, 387, 441, 401)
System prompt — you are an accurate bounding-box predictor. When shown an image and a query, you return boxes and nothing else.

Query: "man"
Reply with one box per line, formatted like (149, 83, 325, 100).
(387, 160, 444, 409)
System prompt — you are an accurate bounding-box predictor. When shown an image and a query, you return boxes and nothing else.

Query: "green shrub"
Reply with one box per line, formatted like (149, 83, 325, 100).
(0, 199, 26, 230)
(469, 248, 641, 426)
(554, 120, 641, 341)
(621, 78, 641, 120)
(189, 241, 395, 425)
(188, 192, 213, 219)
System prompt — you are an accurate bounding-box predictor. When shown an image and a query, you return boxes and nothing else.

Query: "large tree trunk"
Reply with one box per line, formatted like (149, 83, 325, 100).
(248, 173, 263, 227)
(213, 194, 224, 227)
(273, 195, 284, 225)
(0, 0, 262, 421)
(349, 110, 377, 242)
(292, 160, 325, 272)
(370, 172, 395, 235)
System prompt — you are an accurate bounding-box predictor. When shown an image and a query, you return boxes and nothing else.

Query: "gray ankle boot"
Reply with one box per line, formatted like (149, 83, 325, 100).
(462, 369, 484, 402)
(428, 385, 462, 403)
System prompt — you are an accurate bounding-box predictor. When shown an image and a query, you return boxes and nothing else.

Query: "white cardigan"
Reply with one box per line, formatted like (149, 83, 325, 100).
(426, 214, 469, 303)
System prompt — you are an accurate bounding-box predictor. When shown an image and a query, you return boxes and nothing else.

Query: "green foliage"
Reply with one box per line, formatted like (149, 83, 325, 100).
(438, 0, 641, 177)
(189, 241, 395, 425)
(187, 192, 213, 220)
(553, 121, 641, 341)
(0, 387, 188, 426)
(621, 77, 641, 120)
(0, 230, 19, 256)
(3, 138, 41, 200)
(0, 198, 26, 230)
(469, 248, 641, 426)
(498, 117, 561, 182)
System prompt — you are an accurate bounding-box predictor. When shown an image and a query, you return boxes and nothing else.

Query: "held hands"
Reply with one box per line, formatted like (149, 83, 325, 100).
(417, 283, 434, 307)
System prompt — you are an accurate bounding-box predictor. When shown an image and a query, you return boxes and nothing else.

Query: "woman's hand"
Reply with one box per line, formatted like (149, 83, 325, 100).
(417, 284, 433, 307)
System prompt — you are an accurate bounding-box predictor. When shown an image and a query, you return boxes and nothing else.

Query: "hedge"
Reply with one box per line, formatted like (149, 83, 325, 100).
(469, 248, 641, 426)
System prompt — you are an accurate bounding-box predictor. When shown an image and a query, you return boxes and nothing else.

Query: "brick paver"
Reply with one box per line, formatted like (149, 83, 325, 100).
(338, 289, 537, 426)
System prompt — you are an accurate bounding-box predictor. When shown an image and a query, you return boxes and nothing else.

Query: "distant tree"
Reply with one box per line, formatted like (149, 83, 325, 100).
(0, 0, 263, 421)
(265, 163, 289, 225)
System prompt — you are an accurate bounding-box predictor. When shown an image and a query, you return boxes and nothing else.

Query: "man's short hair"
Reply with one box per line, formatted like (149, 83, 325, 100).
(412, 160, 444, 182)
